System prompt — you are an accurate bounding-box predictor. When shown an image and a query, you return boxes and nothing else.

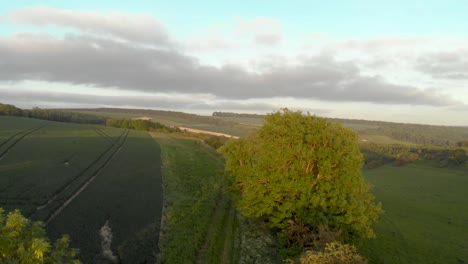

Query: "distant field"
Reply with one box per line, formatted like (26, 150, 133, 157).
(0, 116, 163, 263)
(213, 116, 264, 126)
(73, 110, 254, 137)
(360, 162, 468, 264)
(358, 134, 417, 145)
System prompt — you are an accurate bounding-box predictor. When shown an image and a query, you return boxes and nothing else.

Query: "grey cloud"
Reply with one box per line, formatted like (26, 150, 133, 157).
(330, 37, 430, 52)
(254, 33, 282, 46)
(182, 39, 233, 51)
(236, 17, 283, 47)
(4, 6, 169, 46)
(416, 50, 468, 79)
(0, 33, 460, 106)
(0, 88, 293, 112)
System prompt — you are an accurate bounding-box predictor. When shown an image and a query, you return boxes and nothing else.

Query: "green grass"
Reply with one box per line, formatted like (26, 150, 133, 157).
(360, 161, 468, 264)
(152, 133, 238, 263)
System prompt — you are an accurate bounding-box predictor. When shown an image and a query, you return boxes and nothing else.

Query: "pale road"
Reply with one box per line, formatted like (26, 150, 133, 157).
(179, 127, 239, 139)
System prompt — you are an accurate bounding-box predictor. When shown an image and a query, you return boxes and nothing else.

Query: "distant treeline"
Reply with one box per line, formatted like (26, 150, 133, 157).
(361, 142, 467, 168)
(212, 112, 267, 118)
(0, 103, 106, 124)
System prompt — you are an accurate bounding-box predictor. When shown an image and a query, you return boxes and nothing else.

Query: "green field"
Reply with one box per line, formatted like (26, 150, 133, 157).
(0, 116, 163, 263)
(360, 162, 468, 264)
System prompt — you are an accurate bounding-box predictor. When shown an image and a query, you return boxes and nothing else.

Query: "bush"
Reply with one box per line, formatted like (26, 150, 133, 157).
(300, 242, 367, 264)
(0, 208, 80, 264)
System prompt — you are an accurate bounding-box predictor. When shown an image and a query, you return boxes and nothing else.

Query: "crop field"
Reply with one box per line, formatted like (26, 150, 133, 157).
(0, 116, 163, 263)
(360, 161, 468, 264)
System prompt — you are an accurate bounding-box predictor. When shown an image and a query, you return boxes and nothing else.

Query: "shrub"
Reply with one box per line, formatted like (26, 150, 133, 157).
(300, 242, 367, 264)
(0, 208, 80, 264)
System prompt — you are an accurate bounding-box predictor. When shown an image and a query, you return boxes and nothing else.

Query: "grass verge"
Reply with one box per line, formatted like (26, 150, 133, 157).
(152, 133, 239, 263)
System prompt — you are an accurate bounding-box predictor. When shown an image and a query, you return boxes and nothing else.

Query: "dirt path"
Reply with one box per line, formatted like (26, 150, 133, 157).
(100, 220, 118, 262)
(197, 193, 225, 264)
(179, 127, 239, 139)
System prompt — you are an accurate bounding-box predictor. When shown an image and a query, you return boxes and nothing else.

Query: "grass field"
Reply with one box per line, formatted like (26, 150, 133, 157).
(0, 116, 163, 263)
(360, 162, 468, 264)
(152, 133, 239, 263)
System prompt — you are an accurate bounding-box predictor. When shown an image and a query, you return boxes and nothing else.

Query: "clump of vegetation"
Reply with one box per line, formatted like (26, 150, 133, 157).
(360, 142, 467, 168)
(299, 242, 366, 264)
(0, 208, 80, 264)
(0, 103, 106, 124)
(220, 109, 383, 242)
(0, 103, 24, 117)
(106, 118, 179, 132)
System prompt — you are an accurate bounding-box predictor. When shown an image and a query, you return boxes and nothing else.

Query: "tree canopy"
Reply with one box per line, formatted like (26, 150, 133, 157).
(0, 208, 80, 264)
(220, 109, 383, 239)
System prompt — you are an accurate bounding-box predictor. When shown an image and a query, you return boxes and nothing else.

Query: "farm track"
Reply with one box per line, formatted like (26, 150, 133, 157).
(95, 128, 116, 145)
(196, 144, 228, 263)
(0, 124, 48, 161)
(380, 214, 412, 263)
(220, 204, 237, 263)
(197, 193, 225, 264)
(32, 129, 129, 221)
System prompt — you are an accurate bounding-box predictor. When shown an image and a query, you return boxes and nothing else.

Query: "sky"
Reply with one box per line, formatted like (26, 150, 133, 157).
(0, 1, 467, 125)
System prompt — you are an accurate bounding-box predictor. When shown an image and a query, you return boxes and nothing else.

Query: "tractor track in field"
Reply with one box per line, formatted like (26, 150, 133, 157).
(31, 129, 128, 219)
(0, 124, 48, 161)
(380, 214, 413, 263)
(0, 128, 35, 149)
(196, 143, 228, 263)
(95, 128, 116, 145)
(44, 129, 129, 224)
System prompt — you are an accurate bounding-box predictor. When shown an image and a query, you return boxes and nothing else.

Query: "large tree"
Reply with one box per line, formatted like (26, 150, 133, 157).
(220, 109, 382, 239)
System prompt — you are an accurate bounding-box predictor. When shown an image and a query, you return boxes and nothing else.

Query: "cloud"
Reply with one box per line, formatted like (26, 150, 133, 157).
(331, 37, 429, 52)
(416, 49, 468, 79)
(182, 38, 233, 51)
(254, 34, 282, 46)
(236, 17, 283, 46)
(0, 87, 299, 112)
(0, 33, 460, 107)
(3, 6, 170, 46)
